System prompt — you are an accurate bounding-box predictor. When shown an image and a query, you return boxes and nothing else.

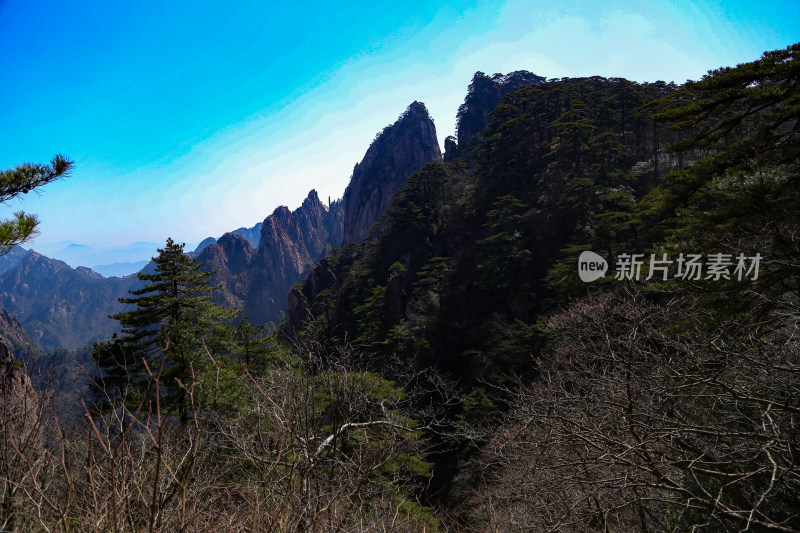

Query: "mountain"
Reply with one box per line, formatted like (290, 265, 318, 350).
(198, 101, 440, 327)
(342, 101, 442, 244)
(231, 222, 263, 248)
(0, 246, 28, 276)
(194, 221, 263, 255)
(286, 73, 684, 380)
(285, 73, 688, 503)
(0, 251, 138, 350)
(0, 307, 42, 361)
(92, 260, 150, 277)
(197, 190, 343, 326)
(0, 101, 447, 348)
(193, 237, 218, 254)
(196, 232, 255, 311)
(450, 70, 545, 159)
(30, 241, 161, 273)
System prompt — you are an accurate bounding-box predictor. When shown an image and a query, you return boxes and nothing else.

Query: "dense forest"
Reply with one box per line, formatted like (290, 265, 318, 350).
(0, 43, 798, 531)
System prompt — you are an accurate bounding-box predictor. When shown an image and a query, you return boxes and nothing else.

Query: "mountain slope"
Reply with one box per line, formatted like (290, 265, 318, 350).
(0, 247, 28, 276)
(0, 101, 453, 348)
(196, 190, 343, 327)
(452, 70, 545, 157)
(289, 74, 681, 378)
(0, 307, 42, 361)
(0, 251, 138, 350)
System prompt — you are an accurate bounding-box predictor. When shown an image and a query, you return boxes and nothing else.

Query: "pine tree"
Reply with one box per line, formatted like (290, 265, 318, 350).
(93, 238, 238, 422)
(0, 154, 73, 253)
(640, 42, 800, 309)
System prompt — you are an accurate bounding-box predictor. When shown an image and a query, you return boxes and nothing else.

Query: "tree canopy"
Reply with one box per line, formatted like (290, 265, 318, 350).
(93, 238, 238, 421)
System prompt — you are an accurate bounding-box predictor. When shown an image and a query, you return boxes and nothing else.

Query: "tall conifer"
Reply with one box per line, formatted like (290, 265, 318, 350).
(93, 238, 238, 421)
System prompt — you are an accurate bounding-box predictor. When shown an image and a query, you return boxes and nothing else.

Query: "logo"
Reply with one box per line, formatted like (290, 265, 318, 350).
(576, 251, 762, 283)
(578, 251, 608, 282)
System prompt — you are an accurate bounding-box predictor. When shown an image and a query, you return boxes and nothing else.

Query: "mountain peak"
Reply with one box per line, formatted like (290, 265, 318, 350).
(402, 100, 429, 118)
(341, 102, 441, 244)
(75, 266, 103, 279)
(301, 189, 323, 211)
(456, 70, 545, 150)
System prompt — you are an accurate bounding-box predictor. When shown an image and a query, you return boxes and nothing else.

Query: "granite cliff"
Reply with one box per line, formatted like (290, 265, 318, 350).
(341, 101, 441, 244)
(197, 191, 343, 327)
(200, 101, 440, 327)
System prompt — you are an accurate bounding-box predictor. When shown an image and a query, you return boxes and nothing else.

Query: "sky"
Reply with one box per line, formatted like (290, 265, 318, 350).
(1, 0, 798, 258)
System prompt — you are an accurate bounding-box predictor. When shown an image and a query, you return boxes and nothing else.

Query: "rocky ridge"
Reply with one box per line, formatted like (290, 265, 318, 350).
(453, 70, 545, 157)
(342, 101, 442, 244)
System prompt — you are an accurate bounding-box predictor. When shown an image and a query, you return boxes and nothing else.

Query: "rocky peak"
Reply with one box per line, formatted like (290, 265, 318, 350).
(455, 70, 545, 150)
(231, 223, 263, 248)
(342, 101, 441, 244)
(193, 237, 217, 254)
(191, 189, 342, 327)
(443, 135, 458, 162)
(201, 233, 254, 274)
(76, 266, 103, 278)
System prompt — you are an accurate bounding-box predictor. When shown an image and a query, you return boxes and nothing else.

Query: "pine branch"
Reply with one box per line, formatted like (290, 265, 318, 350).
(0, 154, 73, 203)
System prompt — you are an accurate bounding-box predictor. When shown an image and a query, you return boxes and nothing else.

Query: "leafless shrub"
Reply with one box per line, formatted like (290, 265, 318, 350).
(464, 288, 800, 532)
(0, 336, 452, 532)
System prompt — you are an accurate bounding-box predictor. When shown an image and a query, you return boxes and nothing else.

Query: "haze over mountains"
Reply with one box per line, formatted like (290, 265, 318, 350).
(30, 241, 165, 275)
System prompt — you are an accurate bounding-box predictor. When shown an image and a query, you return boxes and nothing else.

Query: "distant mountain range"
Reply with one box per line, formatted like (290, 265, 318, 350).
(29, 241, 164, 273)
(91, 260, 150, 277)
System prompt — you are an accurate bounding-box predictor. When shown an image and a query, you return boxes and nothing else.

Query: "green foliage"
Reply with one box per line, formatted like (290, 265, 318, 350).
(290, 73, 717, 501)
(638, 42, 800, 313)
(475, 195, 532, 295)
(298, 75, 681, 398)
(92, 238, 239, 421)
(0, 154, 73, 253)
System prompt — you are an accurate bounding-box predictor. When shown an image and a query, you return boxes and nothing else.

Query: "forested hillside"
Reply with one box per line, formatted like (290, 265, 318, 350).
(288, 44, 800, 530)
(289, 74, 683, 388)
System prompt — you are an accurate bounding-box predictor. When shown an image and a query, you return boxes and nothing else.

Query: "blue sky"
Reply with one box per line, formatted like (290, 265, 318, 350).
(1, 0, 798, 254)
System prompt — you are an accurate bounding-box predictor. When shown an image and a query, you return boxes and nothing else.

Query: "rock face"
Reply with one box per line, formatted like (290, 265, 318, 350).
(0, 251, 138, 350)
(442, 135, 459, 163)
(231, 223, 263, 248)
(286, 256, 339, 335)
(197, 190, 344, 327)
(342, 101, 441, 244)
(243, 191, 343, 326)
(0, 308, 42, 361)
(454, 71, 545, 154)
(196, 233, 255, 310)
(194, 222, 263, 256)
(0, 247, 28, 276)
(193, 237, 218, 254)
